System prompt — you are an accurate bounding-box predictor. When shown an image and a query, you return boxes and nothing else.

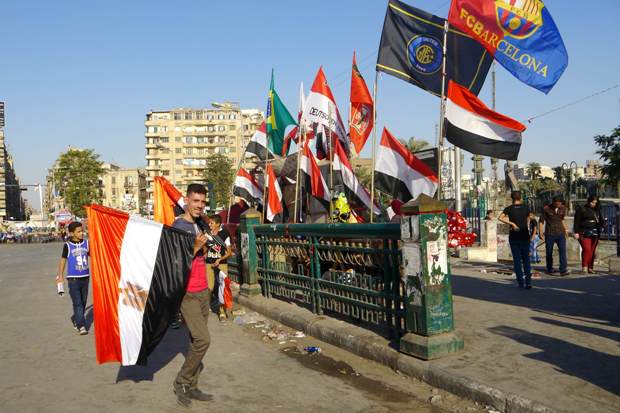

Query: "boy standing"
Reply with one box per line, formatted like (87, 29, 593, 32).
(205, 215, 232, 321)
(539, 196, 570, 276)
(57, 222, 90, 335)
(499, 191, 532, 289)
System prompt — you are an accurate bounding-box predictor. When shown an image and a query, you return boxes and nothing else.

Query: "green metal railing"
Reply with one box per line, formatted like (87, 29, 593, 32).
(254, 223, 405, 338)
(227, 254, 242, 285)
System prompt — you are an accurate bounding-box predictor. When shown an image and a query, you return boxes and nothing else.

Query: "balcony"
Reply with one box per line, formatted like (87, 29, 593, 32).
(145, 165, 160, 171)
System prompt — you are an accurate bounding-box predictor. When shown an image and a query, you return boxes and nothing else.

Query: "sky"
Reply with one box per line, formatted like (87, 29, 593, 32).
(1, 0, 619, 209)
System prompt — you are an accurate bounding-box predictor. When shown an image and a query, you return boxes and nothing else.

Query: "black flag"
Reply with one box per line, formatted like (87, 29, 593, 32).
(376, 0, 492, 96)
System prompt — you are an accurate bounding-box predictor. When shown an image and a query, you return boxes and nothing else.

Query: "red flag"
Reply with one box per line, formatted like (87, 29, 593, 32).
(265, 164, 283, 221)
(349, 52, 374, 155)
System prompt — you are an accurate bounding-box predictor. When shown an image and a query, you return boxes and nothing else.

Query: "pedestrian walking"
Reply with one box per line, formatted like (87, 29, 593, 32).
(615, 204, 620, 258)
(205, 215, 232, 322)
(171, 183, 214, 407)
(528, 212, 541, 263)
(574, 195, 605, 274)
(499, 191, 533, 289)
(56, 221, 90, 335)
(539, 196, 570, 276)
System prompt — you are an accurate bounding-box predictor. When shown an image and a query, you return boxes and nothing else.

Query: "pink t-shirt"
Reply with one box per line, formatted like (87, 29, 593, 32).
(186, 256, 208, 293)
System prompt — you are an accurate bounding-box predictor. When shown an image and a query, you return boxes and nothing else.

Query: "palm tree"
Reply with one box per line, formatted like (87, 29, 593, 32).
(526, 162, 541, 181)
(400, 137, 430, 153)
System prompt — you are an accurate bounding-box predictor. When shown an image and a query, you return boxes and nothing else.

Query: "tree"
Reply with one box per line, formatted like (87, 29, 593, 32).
(594, 125, 620, 186)
(526, 162, 541, 181)
(203, 154, 234, 210)
(400, 137, 431, 153)
(54, 148, 104, 218)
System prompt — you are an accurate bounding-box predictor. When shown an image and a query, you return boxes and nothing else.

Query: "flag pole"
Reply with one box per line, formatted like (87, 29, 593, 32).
(370, 72, 378, 223)
(328, 102, 334, 222)
(437, 19, 449, 202)
(293, 125, 303, 223)
(227, 107, 245, 225)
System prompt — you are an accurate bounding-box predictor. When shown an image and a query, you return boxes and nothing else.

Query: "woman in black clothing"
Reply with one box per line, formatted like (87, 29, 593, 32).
(573, 195, 605, 274)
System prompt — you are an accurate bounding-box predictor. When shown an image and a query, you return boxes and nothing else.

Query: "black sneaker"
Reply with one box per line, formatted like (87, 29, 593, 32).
(173, 382, 192, 408)
(170, 320, 180, 329)
(188, 388, 213, 402)
(559, 271, 570, 277)
(525, 285, 532, 290)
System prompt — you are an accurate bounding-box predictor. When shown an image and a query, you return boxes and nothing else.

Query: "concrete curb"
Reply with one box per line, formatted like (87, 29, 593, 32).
(235, 294, 559, 413)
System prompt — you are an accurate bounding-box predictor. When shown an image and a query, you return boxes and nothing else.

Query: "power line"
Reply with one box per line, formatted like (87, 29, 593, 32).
(524, 84, 620, 124)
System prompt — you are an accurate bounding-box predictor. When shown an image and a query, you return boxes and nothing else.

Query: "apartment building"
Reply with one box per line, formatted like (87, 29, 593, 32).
(144, 103, 264, 210)
(99, 163, 147, 214)
(0, 129, 25, 221)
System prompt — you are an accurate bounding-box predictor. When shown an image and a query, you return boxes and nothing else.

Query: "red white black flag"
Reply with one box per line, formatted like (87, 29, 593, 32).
(445, 80, 525, 161)
(245, 122, 274, 160)
(86, 205, 194, 366)
(233, 168, 263, 205)
(374, 128, 438, 202)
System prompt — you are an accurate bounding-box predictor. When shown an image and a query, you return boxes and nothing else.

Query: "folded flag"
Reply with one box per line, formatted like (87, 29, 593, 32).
(333, 139, 380, 215)
(153, 176, 184, 226)
(448, 0, 568, 94)
(445, 80, 526, 161)
(374, 128, 438, 202)
(86, 205, 194, 366)
(233, 168, 263, 205)
(300, 141, 330, 205)
(265, 164, 283, 222)
(245, 122, 274, 161)
(349, 52, 374, 155)
(377, 0, 492, 97)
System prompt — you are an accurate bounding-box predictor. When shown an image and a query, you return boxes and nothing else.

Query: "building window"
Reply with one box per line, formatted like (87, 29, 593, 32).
(194, 111, 203, 120)
(208, 126, 214, 132)
(161, 170, 170, 176)
(229, 114, 236, 120)
(197, 148, 205, 155)
(111, 177, 116, 185)
(185, 136, 193, 144)
(176, 159, 182, 165)
(185, 148, 193, 155)
(184, 112, 192, 120)
(197, 137, 204, 144)
(218, 114, 225, 120)
(175, 136, 182, 142)
(160, 137, 169, 143)
(207, 114, 214, 120)
(218, 125, 226, 131)
(175, 148, 182, 154)
(229, 124, 236, 131)
(173, 112, 182, 121)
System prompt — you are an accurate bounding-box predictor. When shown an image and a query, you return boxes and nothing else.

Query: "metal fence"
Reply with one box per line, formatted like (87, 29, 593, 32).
(253, 223, 405, 338)
(461, 207, 482, 246)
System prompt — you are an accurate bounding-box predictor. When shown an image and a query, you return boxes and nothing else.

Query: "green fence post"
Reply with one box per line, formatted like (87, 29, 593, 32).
(238, 208, 262, 297)
(399, 194, 464, 360)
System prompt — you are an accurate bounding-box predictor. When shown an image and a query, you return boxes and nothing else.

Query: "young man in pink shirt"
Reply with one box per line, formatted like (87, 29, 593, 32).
(171, 184, 213, 407)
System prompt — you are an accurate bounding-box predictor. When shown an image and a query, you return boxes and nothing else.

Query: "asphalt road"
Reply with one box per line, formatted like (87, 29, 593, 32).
(0, 243, 483, 413)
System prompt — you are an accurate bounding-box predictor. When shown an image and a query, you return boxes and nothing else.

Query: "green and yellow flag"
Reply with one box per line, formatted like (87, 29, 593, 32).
(266, 70, 297, 156)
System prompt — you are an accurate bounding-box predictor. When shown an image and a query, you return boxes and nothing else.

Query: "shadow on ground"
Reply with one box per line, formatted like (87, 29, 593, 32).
(115, 327, 188, 383)
(489, 325, 620, 396)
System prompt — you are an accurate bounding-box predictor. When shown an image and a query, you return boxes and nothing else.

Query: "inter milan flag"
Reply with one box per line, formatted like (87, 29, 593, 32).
(377, 0, 492, 96)
(448, 0, 568, 94)
(86, 205, 194, 365)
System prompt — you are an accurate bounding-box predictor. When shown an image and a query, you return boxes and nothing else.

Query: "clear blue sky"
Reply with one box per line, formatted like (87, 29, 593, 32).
(1, 0, 619, 208)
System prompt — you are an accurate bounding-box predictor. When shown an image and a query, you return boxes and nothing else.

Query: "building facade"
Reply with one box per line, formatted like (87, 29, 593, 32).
(99, 164, 147, 214)
(143, 103, 264, 211)
(0, 129, 25, 221)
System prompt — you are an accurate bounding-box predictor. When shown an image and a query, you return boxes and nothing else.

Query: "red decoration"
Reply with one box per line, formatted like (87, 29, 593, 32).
(446, 210, 476, 248)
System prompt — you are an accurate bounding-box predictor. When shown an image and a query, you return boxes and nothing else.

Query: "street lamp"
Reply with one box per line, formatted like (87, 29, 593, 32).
(560, 161, 578, 213)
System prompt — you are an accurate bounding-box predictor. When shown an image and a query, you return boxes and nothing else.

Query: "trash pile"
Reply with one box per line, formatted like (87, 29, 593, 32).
(233, 311, 307, 346)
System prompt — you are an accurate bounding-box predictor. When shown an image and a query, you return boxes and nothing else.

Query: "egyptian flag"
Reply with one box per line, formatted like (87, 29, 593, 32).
(233, 168, 263, 205)
(445, 80, 525, 161)
(374, 128, 438, 202)
(153, 176, 185, 226)
(86, 204, 194, 366)
(265, 164, 283, 222)
(302, 67, 350, 152)
(349, 52, 374, 155)
(300, 141, 330, 205)
(245, 122, 274, 160)
(333, 139, 380, 215)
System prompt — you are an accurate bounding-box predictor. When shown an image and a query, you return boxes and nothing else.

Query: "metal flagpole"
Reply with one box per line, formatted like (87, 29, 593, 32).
(370, 72, 379, 223)
(328, 102, 334, 222)
(437, 20, 449, 202)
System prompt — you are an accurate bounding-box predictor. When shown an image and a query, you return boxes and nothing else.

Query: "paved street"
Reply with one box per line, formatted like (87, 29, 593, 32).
(0, 243, 483, 413)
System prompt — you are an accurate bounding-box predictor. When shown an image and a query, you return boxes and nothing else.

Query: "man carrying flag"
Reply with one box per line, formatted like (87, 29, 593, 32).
(349, 52, 374, 155)
(448, 0, 568, 93)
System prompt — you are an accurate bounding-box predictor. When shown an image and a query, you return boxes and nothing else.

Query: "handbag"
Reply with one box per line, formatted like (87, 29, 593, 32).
(582, 228, 599, 237)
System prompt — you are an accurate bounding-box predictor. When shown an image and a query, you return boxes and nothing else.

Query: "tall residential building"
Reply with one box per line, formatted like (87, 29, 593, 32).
(144, 103, 264, 210)
(99, 163, 147, 214)
(0, 129, 25, 221)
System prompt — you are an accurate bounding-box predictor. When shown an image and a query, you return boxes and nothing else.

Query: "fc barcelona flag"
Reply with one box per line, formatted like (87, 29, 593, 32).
(377, 0, 492, 96)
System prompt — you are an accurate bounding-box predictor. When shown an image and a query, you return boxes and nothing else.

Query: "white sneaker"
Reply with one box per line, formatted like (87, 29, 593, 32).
(79, 327, 88, 335)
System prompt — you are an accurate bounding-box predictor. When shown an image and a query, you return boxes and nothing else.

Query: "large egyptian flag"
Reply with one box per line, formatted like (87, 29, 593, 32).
(448, 0, 568, 93)
(265, 164, 283, 222)
(245, 122, 274, 161)
(300, 141, 330, 205)
(233, 168, 263, 205)
(153, 176, 184, 226)
(377, 0, 492, 97)
(333, 139, 380, 215)
(374, 128, 438, 202)
(349, 52, 374, 155)
(302, 67, 350, 152)
(86, 205, 194, 366)
(445, 80, 525, 161)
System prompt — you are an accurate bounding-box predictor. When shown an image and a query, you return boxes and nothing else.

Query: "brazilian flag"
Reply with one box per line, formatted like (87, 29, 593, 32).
(266, 70, 297, 156)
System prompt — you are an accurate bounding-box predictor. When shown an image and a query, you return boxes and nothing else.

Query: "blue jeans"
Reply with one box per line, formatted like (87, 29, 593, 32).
(509, 239, 531, 287)
(530, 235, 540, 262)
(545, 234, 567, 273)
(68, 277, 89, 328)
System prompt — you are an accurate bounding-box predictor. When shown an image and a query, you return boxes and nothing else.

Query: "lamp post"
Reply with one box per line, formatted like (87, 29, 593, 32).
(560, 161, 578, 213)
